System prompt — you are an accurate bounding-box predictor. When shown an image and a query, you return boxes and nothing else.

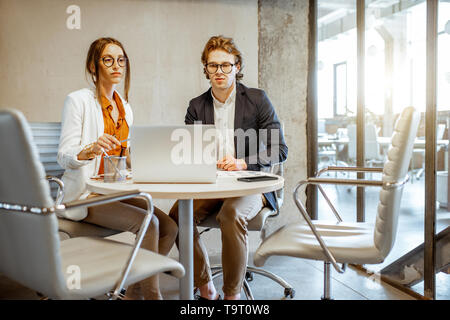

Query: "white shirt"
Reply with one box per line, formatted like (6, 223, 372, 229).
(212, 85, 236, 160)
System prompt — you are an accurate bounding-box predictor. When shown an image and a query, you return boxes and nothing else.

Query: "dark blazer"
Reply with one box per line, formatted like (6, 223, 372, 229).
(185, 82, 288, 211)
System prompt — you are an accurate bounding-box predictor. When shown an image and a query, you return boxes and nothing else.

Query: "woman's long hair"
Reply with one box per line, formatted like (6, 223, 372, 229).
(85, 37, 130, 104)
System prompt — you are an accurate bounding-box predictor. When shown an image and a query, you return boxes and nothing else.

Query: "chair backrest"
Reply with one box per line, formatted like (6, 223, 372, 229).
(265, 121, 286, 209)
(437, 123, 445, 140)
(0, 108, 67, 298)
(29, 122, 64, 198)
(270, 161, 285, 210)
(347, 123, 381, 161)
(318, 119, 326, 135)
(373, 107, 420, 258)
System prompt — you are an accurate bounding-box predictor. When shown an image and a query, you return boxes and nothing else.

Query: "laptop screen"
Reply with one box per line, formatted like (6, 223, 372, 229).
(130, 125, 217, 183)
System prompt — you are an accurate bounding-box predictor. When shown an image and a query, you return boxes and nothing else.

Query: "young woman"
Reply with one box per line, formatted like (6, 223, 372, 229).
(57, 37, 177, 300)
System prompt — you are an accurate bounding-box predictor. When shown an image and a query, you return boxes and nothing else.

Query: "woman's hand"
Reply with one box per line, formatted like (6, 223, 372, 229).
(124, 147, 131, 168)
(77, 134, 121, 160)
(92, 134, 121, 154)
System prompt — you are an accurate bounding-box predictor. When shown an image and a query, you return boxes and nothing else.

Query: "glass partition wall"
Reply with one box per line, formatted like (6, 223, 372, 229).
(314, 0, 449, 299)
(433, 0, 450, 300)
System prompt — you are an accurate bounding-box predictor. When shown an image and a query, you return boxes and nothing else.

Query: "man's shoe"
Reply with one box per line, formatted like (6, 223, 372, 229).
(194, 294, 222, 300)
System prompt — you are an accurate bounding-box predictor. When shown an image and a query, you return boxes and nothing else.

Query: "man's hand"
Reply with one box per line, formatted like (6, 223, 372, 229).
(217, 155, 247, 171)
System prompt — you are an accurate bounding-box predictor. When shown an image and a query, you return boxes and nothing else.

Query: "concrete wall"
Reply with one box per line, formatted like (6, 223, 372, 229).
(259, 0, 309, 236)
(0, 0, 258, 123)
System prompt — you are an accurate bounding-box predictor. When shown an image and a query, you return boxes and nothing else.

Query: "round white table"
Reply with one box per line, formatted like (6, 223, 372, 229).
(86, 171, 284, 300)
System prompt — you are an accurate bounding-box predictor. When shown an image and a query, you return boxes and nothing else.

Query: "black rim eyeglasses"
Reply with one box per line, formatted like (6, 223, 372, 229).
(204, 62, 235, 74)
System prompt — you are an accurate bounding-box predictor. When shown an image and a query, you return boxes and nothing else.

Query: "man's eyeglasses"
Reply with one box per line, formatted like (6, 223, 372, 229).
(204, 62, 235, 74)
(101, 56, 127, 68)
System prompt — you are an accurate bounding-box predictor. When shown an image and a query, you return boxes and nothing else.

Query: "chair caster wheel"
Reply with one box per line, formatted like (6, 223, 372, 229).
(245, 271, 254, 282)
(284, 288, 295, 298)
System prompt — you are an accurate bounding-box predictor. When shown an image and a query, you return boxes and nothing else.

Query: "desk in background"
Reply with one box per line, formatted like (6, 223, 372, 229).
(318, 135, 449, 210)
(318, 136, 448, 150)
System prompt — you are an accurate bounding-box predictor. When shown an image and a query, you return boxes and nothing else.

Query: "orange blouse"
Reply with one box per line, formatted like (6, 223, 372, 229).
(98, 92, 129, 174)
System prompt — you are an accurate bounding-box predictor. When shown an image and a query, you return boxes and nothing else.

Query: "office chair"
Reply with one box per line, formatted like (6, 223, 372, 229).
(43, 177, 121, 242)
(0, 109, 184, 299)
(254, 107, 420, 300)
(318, 122, 348, 174)
(346, 123, 384, 188)
(317, 119, 337, 169)
(347, 123, 384, 168)
(318, 144, 338, 170)
(197, 161, 295, 300)
(410, 123, 445, 181)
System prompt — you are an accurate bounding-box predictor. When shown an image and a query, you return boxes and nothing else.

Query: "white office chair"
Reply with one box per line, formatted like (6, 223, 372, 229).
(253, 107, 420, 299)
(318, 145, 338, 170)
(198, 161, 295, 299)
(411, 123, 446, 181)
(346, 123, 384, 186)
(0, 108, 184, 299)
(318, 122, 348, 175)
(48, 175, 122, 241)
(347, 123, 384, 167)
(317, 119, 337, 170)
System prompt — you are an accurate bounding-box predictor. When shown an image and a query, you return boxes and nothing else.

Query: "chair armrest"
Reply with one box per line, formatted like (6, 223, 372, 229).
(269, 158, 286, 174)
(303, 176, 384, 228)
(293, 180, 345, 274)
(309, 177, 384, 188)
(62, 190, 143, 210)
(310, 176, 382, 223)
(315, 166, 385, 220)
(308, 175, 407, 222)
(58, 190, 155, 299)
(308, 175, 409, 189)
(266, 158, 286, 217)
(317, 166, 383, 177)
(46, 176, 65, 205)
(293, 174, 409, 274)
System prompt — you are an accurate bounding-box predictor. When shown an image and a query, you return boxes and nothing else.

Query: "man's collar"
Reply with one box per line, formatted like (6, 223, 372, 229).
(211, 83, 237, 107)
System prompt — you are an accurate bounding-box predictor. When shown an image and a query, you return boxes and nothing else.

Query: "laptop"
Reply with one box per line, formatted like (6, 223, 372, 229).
(130, 125, 217, 183)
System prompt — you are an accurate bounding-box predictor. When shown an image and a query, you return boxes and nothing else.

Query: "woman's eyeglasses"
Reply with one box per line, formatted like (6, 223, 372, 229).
(101, 56, 127, 67)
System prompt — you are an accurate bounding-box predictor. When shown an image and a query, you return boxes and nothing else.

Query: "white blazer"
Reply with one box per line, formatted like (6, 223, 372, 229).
(57, 88, 133, 221)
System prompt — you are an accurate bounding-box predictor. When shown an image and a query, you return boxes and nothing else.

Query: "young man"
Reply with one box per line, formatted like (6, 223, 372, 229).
(169, 35, 288, 300)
